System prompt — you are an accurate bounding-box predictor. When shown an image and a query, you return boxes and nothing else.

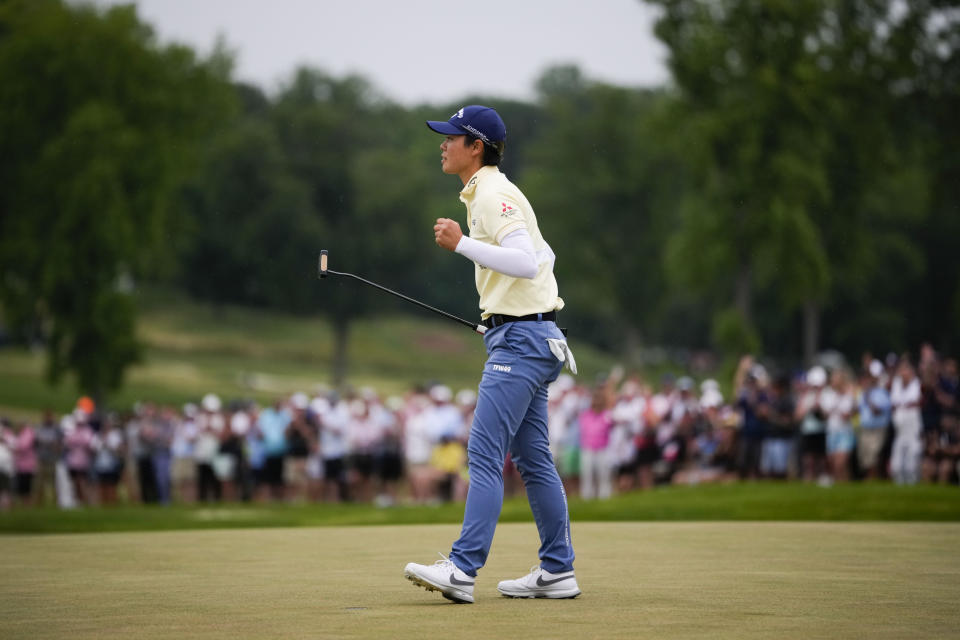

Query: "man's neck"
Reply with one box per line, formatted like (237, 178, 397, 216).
(459, 162, 485, 186)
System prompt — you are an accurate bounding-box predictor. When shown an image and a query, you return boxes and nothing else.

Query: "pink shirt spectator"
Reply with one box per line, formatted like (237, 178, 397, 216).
(579, 408, 613, 452)
(13, 426, 37, 474)
(65, 424, 95, 471)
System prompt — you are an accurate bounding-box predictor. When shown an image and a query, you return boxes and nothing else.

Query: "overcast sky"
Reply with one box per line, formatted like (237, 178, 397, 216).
(92, 0, 670, 105)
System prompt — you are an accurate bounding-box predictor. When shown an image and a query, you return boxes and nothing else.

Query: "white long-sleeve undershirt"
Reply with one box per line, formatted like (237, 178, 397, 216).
(454, 228, 547, 279)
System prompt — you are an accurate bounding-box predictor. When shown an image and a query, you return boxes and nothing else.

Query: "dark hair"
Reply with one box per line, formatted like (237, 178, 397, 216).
(464, 134, 505, 167)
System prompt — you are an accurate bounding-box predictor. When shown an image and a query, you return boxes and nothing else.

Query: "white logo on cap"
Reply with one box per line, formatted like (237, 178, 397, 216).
(454, 108, 464, 119)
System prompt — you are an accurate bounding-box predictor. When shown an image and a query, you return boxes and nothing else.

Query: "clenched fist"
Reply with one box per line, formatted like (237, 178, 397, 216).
(434, 218, 463, 252)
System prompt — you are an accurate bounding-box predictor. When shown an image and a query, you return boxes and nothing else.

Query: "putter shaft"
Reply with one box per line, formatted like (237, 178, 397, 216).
(318, 253, 485, 334)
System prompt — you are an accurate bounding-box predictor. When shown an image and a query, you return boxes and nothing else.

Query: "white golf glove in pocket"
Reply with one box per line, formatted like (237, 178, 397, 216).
(546, 338, 578, 375)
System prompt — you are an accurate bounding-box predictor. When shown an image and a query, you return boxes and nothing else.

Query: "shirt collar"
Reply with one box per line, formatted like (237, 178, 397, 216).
(459, 165, 499, 198)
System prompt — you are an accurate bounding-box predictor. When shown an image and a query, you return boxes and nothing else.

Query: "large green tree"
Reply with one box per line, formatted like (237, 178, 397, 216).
(648, 0, 954, 363)
(523, 66, 687, 356)
(272, 69, 441, 384)
(180, 69, 442, 385)
(177, 102, 322, 313)
(0, 0, 234, 402)
(651, 0, 835, 361)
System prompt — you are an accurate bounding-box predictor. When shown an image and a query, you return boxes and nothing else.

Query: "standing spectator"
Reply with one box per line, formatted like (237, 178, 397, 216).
(64, 414, 95, 505)
(92, 415, 125, 505)
(374, 395, 404, 507)
(924, 357, 960, 483)
(148, 406, 176, 505)
(126, 406, 157, 504)
(734, 356, 770, 480)
(422, 385, 471, 487)
(858, 360, 892, 480)
(796, 366, 829, 483)
(284, 393, 317, 501)
(430, 434, 467, 502)
(609, 379, 644, 492)
(54, 415, 77, 509)
(821, 369, 856, 483)
(194, 394, 223, 503)
(678, 385, 736, 484)
(285, 394, 314, 502)
(346, 397, 384, 503)
(647, 374, 677, 484)
(890, 358, 924, 485)
(918, 343, 941, 437)
(938, 358, 959, 418)
(682, 380, 731, 483)
(578, 386, 614, 499)
(10, 420, 37, 506)
(763, 374, 796, 479)
(548, 377, 583, 496)
(925, 412, 960, 484)
(305, 396, 328, 503)
(424, 385, 466, 442)
(33, 409, 63, 506)
(402, 390, 439, 504)
(217, 408, 249, 501)
(936, 359, 959, 483)
(665, 377, 698, 481)
(234, 406, 257, 501)
(634, 384, 661, 490)
(171, 404, 198, 503)
(320, 393, 350, 503)
(257, 398, 290, 501)
(245, 404, 267, 501)
(0, 419, 14, 510)
(649, 374, 676, 441)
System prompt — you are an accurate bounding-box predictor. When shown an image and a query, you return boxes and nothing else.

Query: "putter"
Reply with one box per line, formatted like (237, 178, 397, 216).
(318, 250, 487, 335)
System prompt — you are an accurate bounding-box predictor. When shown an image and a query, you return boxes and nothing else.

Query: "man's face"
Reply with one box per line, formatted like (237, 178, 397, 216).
(440, 134, 478, 175)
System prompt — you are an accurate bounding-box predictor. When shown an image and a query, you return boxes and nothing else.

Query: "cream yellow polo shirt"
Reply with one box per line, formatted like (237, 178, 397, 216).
(458, 166, 564, 319)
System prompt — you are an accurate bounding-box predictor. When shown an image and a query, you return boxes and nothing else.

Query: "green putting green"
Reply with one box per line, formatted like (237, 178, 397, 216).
(2, 522, 958, 639)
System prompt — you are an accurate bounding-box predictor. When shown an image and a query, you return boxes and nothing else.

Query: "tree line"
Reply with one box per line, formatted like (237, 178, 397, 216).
(0, 0, 957, 402)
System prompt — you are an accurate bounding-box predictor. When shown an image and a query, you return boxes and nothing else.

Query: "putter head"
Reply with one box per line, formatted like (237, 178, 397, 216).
(318, 250, 328, 278)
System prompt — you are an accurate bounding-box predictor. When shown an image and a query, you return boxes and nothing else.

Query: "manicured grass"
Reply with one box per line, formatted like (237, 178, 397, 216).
(2, 483, 957, 535)
(0, 291, 615, 418)
(2, 522, 958, 639)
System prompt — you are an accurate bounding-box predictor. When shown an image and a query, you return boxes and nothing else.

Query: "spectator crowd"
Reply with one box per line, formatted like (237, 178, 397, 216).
(1, 344, 957, 511)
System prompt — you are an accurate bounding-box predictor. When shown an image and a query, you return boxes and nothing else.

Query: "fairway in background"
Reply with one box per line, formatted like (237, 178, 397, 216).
(2, 522, 958, 640)
(0, 290, 615, 418)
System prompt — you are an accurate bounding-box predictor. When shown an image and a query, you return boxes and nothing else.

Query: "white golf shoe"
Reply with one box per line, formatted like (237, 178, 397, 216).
(404, 553, 475, 604)
(497, 566, 581, 599)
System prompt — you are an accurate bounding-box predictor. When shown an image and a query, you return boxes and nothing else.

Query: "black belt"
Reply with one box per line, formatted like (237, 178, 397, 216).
(483, 311, 558, 329)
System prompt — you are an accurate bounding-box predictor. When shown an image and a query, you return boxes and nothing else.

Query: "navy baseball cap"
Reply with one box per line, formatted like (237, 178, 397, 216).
(426, 105, 506, 145)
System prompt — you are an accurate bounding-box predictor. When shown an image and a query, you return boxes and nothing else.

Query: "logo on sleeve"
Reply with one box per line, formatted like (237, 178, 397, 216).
(500, 202, 520, 218)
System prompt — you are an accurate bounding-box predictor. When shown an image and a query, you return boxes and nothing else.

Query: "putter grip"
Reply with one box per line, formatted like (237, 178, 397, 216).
(319, 250, 328, 277)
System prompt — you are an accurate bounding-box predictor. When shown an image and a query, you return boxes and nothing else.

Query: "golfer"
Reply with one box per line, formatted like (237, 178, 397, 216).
(404, 105, 580, 603)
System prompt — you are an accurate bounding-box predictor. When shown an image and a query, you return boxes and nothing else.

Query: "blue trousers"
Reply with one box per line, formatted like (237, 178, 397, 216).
(449, 320, 575, 576)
